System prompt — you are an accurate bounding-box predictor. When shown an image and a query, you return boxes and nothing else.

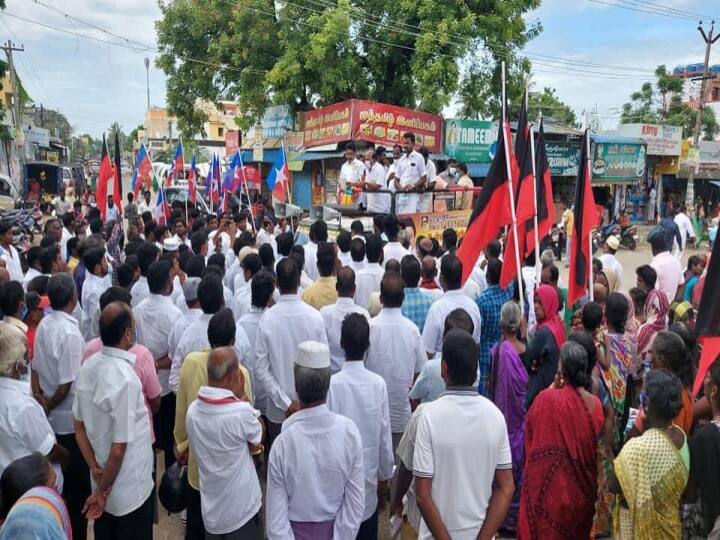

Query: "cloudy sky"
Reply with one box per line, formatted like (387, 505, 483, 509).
(2, 0, 718, 137)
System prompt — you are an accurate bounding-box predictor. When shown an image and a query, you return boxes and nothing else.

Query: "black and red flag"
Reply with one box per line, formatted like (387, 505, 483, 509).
(500, 94, 535, 288)
(96, 134, 113, 222)
(524, 119, 555, 257)
(567, 129, 597, 307)
(113, 130, 123, 216)
(693, 239, 720, 397)
(457, 121, 515, 285)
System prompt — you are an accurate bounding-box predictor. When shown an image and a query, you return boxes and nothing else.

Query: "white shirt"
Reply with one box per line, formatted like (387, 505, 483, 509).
(32, 311, 84, 435)
(138, 200, 152, 214)
(21, 268, 42, 291)
(225, 259, 242, 293)
(173, 234, 192, 250)
(254, 294, 328, 424)
(414, 390, 511, 539)
(81, 272, 110, 341)
(256, 228, 276, 251)
(422, 289, 482, 355)
(327, 362, 394, 520)
(61, 227, 74, 261)
(238, 307, 268, 414)
(0, 377, 62, 490)
(320, 298, 371, 372)
(1, 244, 23, 282)
(599, 252, 624, 284)
(396, 404, 426, 530)
(134, 293, 183, 396)
(354, 262, 384, 310)
(73, 347, 154, 516)
(169, 313, 251, 393)
(365, 161, 390, 214)
(674, 212, 695, 250)
(186, 386, 263, 535)
(395, 151, 427, 215)
(338, 250, 353, 268)
(339, 158, 367, 191)
(651, 251, 685, 303)
(304, 241, 319, 282)
(130, 276, 150, 308)
(367, 308, 426, 433)
(266, 405, 365, 539)
(232, 283, 252, 321)
(383, 241, 410, 268)
(418, 159, 436, 213)
(168, 308, 203, 362)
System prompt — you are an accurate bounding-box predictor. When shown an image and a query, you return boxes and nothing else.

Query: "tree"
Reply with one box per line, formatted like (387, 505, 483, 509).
(524, 87, 578, 127)
(156, 0, 540, 138)
(41, 109, 72, 146)
(622, 64, 718, 140)
(125, 124, 143, 153)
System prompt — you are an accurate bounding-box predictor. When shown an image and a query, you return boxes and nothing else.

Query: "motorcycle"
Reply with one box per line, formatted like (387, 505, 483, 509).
(0, 206, 41, 253)
(598, 221, 638, 251)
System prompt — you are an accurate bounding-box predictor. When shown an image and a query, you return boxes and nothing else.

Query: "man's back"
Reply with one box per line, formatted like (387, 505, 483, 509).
(414, 391, 511, 539)
(422, 290, 482, 355)
(355, 263, 383, 309)
(651, 251, 684, 302)
(320, 299, 371, 372)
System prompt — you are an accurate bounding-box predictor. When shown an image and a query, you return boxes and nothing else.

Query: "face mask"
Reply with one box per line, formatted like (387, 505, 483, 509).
(365, 160, 372, 167)
(448, 167, 457, 177)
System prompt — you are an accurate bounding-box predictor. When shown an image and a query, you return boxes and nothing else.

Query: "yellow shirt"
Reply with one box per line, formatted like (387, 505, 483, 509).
(67, 256, 79, 274)
(302, 276, 338, 310)
(174, 348, 253, 490)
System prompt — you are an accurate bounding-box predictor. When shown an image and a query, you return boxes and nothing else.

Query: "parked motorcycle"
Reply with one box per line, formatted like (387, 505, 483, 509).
(598, 221, 638, 251)
(0, 206, 41, 253)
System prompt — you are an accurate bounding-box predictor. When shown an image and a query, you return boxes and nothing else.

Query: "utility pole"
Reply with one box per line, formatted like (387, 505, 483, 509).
(1, 40, 26, 196)
(687, 21, 720, 207)
(144, 57, 150, 111)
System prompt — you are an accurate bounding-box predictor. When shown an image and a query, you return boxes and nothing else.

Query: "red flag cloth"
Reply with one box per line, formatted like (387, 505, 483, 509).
(525, 121, 555, 257)
(568, 130, 597, 307)
(456, 122, 515, 285)
(96, 134, 113, 222)
(692, 233, 720, 396)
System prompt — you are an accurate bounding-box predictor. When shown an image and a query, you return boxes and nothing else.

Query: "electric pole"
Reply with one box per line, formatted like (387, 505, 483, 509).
(687, 21, 720, 207)
(1, 40, 26, 195)
(144, 57, 150, 111)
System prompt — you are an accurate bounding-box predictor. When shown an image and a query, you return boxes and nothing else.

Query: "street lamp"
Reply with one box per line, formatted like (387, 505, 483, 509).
(144, 57, 150, 111)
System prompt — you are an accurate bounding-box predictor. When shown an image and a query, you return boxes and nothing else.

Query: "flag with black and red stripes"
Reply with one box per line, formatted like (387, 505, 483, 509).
(457, 121, 515, 285)
(96, 134, 113, 222)
(693, 238, 720, 397)
(524, 119, 555, 257)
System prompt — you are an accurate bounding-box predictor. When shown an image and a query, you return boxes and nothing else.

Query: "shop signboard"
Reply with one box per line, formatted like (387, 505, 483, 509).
(443, 119, 497, 163)
(252, 125, 263, 162)
(261, 105, 294, 139)
(615, 123, 682, 156)
(23, 126, 50, 148)
(303, 101, 352, 148)
(351, 100, 442, 153)
(225, 130, 240, 156)
(285, 130, 305, 172)
(592, 141, 646, 181)
(698, 140, 720, 170)
(546, 142, 580, 176)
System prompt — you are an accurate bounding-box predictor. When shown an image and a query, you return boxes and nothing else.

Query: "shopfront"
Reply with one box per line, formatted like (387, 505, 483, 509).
(443, 119, 497, 181)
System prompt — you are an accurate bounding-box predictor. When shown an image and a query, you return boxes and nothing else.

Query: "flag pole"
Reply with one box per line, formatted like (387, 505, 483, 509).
(586, 131, 594, 301)
(502, 61, 524, 307)
(239, 150, 257, 236)
(529, 101, 541, 285)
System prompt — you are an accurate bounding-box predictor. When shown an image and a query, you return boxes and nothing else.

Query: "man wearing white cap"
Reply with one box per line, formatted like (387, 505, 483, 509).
(255, 258, 328, 442)
(599, 235, 623, 284)
(168, 277, 203, 364)
(266, 341, 365, 540)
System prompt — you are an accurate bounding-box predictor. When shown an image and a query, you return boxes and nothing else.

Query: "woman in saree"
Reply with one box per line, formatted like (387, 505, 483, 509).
(635, 264, 669, 358)
(518, 341, 604, 540)
(489, 301, 527, 534)
(610, 369, 689, 539)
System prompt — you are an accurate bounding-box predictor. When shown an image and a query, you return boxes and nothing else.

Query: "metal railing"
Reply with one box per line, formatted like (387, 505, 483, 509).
(334, 186, 484, 215)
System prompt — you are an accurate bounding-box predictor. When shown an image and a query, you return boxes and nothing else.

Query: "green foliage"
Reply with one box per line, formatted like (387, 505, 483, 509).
(183, 139, 210, 162)
(69, 134, 102, 163)
(622, 64, 718, 140)
(41, 109, 72, 145)
(508, 87, 578, 127)
(125, 124, 143, 153)
(156, 0, 540, 137)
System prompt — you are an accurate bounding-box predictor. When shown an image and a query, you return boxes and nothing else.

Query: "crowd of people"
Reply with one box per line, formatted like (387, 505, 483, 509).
(0, 187, 717, 540)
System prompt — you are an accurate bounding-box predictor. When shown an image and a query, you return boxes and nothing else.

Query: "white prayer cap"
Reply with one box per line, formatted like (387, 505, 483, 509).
(295, 341, 331, 369)
(182, 277, 201, 302)
(238, 246, 257, 265)
(163, 237, 180, 252)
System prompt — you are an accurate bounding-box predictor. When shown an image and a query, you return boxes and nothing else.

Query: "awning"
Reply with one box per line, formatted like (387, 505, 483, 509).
(468, 163, 491, 178)
(238, 149, 282, 164)
(294, 151, 345, 161)
(711, 180, 720, 189)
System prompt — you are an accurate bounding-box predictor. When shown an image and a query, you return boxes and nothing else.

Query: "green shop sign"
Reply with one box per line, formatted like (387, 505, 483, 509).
(444, 119, 498, 163)
(592, 141, 646, 181)
(546, 142, 580, 176)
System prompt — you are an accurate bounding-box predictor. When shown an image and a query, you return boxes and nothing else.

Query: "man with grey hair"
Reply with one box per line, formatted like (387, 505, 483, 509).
(266, 341, 365, 540)
(32, 272, 90, 539)
(186, 346, 264, 539)
(0, 320, 67, 489)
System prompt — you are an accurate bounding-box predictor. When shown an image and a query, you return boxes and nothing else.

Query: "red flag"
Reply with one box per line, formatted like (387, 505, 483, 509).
(96, 134, 113, 222)
(456, 121, 515, 285)
(693, 238, 720, 396)
(568, 130, 597, 307)
(525, 120, 555, 257)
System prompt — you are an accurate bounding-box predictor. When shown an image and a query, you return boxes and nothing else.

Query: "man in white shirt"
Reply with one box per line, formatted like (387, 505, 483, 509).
(382, 214, 410, 267)
(355, 234, 385, 309)
(266, 341, 365, 539)
(414, 329, 514, 540)
(599, 235, 624, 284)
(417, 147, 436, 213)
(367, 272, 426, 444)
(130, 243, 159, 308)
(422, 255, 482, 357)
(327, 313, 394, 538)
(32, 273, 90, 539)
(350, 237, 367, 274)
(337, 230, 353, 268)
(394, 133, 427, 215)
(73, 302, 155, 539)
(60, 211, 75, 261)
(133, 259, 183, 470)
(648, 229, 684, 302)
(167, 277, 203, 363)
(137, 190, 153, 215)
(186, 346, 264, 539)
(81, 246, 111, 340)
(673, 204, 696, 257)
(0, 222, 23, 282)
(320, 267, 371, 372)
(105, 194, 120, 223)
(255, 258, 328, 442)
(172, 217, 192, 250)
(232, 253, 262, 321)
(52, 187, 73, 216)
(363, 148, 390, 214)
(339, 143, 367, 208)
(304, 220, 328, 281)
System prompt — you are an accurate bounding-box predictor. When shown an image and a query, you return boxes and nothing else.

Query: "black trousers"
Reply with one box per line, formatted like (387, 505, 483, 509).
(94, 490, 154, 540)
(206, 512, 262, 540)
(153, 392, 177, 470)
(186, 485, 205, 540)
(356, 510, 378, 540)
(57, 432, 90, 540)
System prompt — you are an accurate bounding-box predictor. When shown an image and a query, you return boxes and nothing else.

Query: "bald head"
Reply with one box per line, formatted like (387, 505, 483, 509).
(99, 301, 133, 349)
(421, 256, 437, 280)
(593, 283, 608, 305)
(207, 346, 240, 387)
(417, 238, 433, 259)
(336, 266, 356, 297)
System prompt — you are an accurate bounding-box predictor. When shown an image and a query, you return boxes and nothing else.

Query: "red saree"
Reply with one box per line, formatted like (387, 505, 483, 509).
(517, 385, 600, 540)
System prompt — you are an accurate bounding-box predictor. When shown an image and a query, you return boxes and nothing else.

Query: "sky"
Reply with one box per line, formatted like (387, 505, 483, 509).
(2, 0, 720, 138)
